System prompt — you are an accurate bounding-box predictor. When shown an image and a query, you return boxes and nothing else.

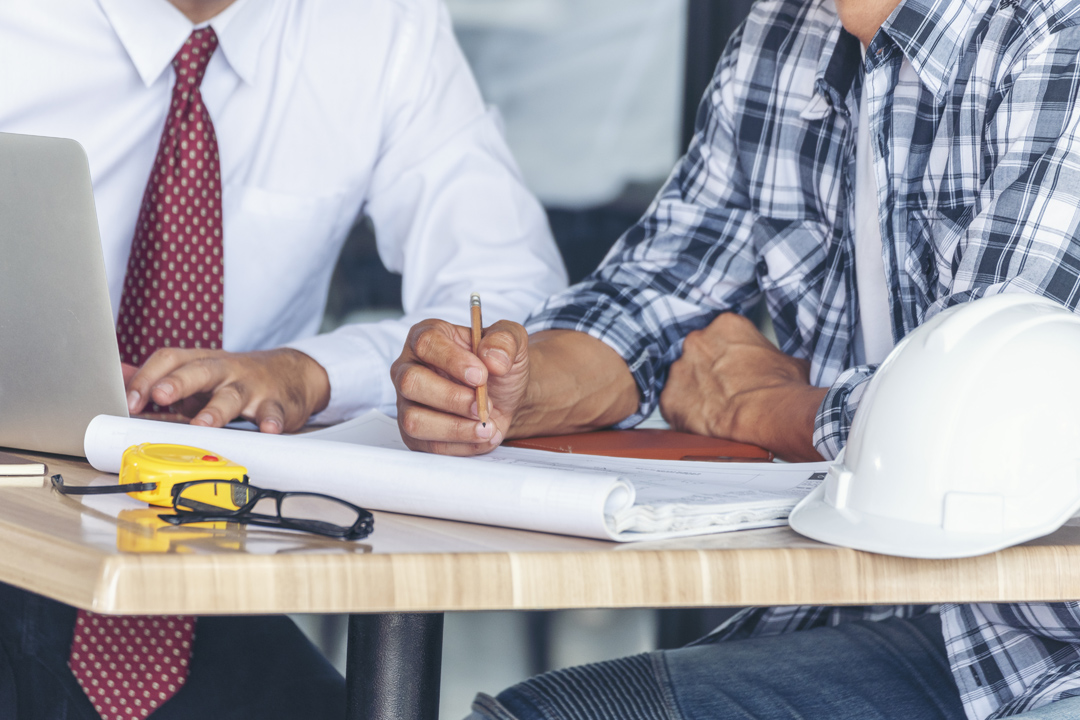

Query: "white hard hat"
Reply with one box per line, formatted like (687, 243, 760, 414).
(789, 293, 1080, 559)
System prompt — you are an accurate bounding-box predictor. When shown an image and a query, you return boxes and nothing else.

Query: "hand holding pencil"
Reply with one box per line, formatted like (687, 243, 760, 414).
(391, 293, 534, 455)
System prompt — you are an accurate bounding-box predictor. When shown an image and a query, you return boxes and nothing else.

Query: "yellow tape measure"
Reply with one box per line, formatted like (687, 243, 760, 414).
(120, 443, 249, 509)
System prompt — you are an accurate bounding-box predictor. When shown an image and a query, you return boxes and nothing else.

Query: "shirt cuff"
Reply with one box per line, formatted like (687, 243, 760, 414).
(285, 332, 394, 425)
(812, 364, 877, 460)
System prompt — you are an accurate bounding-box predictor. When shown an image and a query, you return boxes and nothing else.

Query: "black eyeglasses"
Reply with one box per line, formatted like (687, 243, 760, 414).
(160, 480, 374, 541)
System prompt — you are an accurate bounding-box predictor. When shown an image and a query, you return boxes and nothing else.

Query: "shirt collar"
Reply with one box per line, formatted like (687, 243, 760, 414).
(876, 0, 985, 101)
(96, 0, 273, 87)
(810, 0, 985, 113)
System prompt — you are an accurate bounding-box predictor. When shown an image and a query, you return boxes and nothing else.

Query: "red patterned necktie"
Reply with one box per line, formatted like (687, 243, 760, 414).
(70, 614, 195, 720)
(116, 27, 224, 366)
(72, 29, 223, 720)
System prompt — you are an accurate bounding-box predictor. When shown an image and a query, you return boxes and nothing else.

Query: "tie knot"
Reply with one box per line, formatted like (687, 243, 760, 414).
(172, 28, 218, 89)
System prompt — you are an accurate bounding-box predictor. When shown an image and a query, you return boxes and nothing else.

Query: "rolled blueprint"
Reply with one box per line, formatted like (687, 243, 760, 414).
(84, 415, 632, 540)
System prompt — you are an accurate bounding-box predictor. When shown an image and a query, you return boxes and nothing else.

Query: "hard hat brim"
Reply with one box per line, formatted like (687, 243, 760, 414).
(788, 484, 1075, 559)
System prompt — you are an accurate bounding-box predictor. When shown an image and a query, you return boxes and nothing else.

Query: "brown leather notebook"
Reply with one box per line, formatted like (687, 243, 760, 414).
(505, 429, 774, 462)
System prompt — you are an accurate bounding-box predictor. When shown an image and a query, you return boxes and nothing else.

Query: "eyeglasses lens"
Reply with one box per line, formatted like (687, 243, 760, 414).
(278, 494, 361, 528)
(176, 481, 251, 513)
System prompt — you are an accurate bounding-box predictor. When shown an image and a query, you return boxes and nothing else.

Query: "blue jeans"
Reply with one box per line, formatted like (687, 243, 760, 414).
(472, 613, 967, 720)
(469, 612, 1080, 720)
(0, 581, 344, 719)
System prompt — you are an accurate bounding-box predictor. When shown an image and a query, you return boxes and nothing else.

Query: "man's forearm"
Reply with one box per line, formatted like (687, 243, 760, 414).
(658, 313, 826, 461)
(741, 385, 827, 462)
(508, 330, 639, 439)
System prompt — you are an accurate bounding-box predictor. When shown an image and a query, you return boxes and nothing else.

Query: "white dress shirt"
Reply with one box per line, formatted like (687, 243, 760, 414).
(0, 0, 567, 421)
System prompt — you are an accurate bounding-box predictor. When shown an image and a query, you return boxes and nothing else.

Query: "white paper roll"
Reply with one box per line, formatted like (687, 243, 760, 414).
(84, 415, 630, 540)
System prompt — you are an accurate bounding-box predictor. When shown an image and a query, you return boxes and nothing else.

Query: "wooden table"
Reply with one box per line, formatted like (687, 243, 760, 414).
(7, 451, 1080, 719)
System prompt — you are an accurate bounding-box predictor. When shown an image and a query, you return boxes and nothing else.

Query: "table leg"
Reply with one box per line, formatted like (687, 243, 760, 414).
(345, 612, 444, 720)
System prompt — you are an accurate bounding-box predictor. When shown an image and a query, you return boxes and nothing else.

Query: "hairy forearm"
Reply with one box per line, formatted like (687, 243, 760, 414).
(657, 314, 827, 461)
(508, 330, 639, 439)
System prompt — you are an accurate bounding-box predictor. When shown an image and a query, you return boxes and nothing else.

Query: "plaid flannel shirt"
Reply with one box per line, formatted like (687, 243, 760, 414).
(525, 0, 1080, 716)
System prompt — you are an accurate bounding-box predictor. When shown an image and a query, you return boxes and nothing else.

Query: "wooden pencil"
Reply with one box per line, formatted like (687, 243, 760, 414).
(469, 293, 490, 426)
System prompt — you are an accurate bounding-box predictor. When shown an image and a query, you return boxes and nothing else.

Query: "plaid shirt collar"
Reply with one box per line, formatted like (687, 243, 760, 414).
(809, 0, 982, 118)
(883, 0, 981, 99)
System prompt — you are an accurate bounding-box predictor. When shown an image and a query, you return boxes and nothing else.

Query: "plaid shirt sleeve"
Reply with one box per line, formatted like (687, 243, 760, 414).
(524, 28, 763, 428)
(943, 602, 1080, 719)
(813, 366, 876, 459)
(695, 604, 936, 644)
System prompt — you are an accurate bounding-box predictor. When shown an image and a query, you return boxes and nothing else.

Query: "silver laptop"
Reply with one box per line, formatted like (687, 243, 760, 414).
(0, 132, 129, 456)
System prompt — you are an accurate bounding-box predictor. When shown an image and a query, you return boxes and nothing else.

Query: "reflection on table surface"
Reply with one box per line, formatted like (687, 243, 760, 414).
(111, 508, 373, 556)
